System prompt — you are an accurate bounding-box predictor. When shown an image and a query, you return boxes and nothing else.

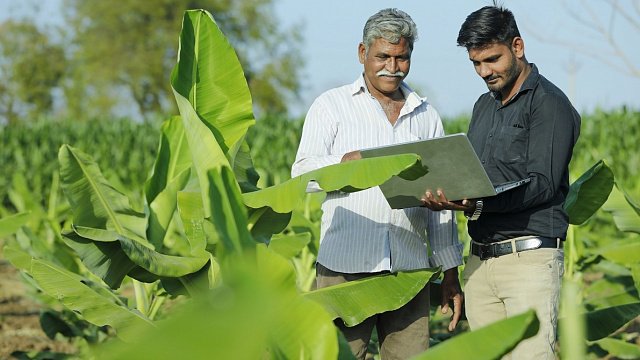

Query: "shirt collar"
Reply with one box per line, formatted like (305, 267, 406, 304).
(520, 63, 539, 92)
(350, 73, 426, 112)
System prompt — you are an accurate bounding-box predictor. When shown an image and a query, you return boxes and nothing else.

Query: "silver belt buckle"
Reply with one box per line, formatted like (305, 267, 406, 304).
(515, 238, 542, 252)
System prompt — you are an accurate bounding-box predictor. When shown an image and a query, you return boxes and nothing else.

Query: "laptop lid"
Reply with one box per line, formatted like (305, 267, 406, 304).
(360, 133, 498, 209)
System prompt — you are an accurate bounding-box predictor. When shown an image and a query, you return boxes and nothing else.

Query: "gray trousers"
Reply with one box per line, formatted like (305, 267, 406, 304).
(316, 263, 430, 360)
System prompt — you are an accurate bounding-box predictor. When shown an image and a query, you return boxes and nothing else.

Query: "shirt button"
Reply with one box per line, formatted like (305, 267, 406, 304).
(489, 134, 493, 137)
(482, 160, 486, 164)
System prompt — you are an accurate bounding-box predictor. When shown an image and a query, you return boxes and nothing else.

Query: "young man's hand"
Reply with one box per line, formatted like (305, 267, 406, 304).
(421, 190, 476, 212)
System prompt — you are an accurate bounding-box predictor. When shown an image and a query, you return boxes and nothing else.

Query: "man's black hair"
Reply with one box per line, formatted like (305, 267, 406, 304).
(457, 5, 521, 50)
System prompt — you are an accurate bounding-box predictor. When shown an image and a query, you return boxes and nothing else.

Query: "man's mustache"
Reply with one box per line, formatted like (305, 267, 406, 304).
(376, 70, 405, 77)
(484, 75, 499, 82)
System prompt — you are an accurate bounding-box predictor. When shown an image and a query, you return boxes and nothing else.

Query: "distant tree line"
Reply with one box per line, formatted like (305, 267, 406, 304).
(0, 0, 304, 124)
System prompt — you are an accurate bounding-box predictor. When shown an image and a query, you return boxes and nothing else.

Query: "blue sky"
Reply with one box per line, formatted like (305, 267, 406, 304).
(272, 0, 640, 118)
(2, 0, 639, 119)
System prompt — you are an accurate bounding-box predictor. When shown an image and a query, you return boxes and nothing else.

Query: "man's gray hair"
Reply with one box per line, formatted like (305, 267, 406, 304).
(362, 8, 418, 52)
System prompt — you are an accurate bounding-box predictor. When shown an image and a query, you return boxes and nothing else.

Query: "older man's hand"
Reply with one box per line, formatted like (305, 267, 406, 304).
(441, 267, 464, 332)
(341, 151, 362, 162)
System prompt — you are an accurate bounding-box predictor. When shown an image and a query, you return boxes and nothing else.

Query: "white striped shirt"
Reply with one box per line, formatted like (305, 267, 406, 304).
(292, 75, 463, 273)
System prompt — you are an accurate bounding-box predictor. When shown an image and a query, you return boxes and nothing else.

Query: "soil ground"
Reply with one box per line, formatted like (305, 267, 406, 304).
(0, 249, 76, 359)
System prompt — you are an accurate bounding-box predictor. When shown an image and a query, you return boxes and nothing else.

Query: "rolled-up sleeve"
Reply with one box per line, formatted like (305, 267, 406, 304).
(427, 209, 463, 271)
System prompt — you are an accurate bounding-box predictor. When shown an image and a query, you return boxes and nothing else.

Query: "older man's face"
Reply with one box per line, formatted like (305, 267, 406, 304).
(359, 37, 411, 99)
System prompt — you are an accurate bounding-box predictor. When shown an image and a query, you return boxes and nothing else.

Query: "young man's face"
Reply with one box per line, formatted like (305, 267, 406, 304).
(359, 37, 411, 98)
(468, 40, 522, 97)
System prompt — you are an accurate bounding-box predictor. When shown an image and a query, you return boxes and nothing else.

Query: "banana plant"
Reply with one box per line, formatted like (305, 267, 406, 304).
(560, 160, 640, 358)
(4, 10, 442, 354)
(589, 183, 640, 357)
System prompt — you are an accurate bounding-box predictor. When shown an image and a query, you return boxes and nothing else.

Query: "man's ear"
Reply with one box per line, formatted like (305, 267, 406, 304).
(512, 37, 525, 58)
(358, 43, 366, 64)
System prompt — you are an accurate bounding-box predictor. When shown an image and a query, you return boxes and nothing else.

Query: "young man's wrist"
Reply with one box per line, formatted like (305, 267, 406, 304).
(465, 199, 483, 221)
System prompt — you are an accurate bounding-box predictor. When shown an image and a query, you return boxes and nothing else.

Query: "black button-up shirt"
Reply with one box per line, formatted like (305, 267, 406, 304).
(467, 64, 581, 243)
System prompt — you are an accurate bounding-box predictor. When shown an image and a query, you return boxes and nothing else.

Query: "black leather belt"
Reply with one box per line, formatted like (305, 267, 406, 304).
(471, 237, 562, 260)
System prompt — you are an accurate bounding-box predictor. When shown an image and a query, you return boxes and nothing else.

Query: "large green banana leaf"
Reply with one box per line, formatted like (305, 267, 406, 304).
(177, 191, 215, 252)
(96, 293, 269, 359)
(145, 116, 192, 248)
(256, 244, 297, 290)
(171, 88, 229, 219)
(564, 160, 614, 225)
(593, 338, 640, 359)
(268, 232, 311, 259)
(243, 154, 426, 213)
(170, 9, 255, 154)
(58, 145, 146, 243)
(62, 232, 136, 289)
(145, 116, 192, 203)
(159, 255, 218, 296)
(288, 210, 321, 254)
(632, 264, 640, 298)
(146, 168, 191, 248)
(170, 9, 261, 221)
(583, 276, 640, 309)
(97, 247, 338, 360)
(602, 184, 640, 233)
(257, 245, 338, 359)
(304, 268, 440, 327)
(0, 211, 31, 237)
(4, 245, 153, 342)
(62, 227, 200, 288)
(596, 239, 640, 266)
(412, 310, 538, 360)
(206, 166, 255, 258)
(248, 206, 292, 243)
(171, 9, 260, 192)
(118, 236, 209, 278)
(13, 226, 78, 272)
(584, 302, 640, 341)
(232, 139, 261, 192)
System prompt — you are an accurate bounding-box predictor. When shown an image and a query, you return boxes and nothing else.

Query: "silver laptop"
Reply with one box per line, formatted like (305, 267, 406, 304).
(360, 133, 530, 209)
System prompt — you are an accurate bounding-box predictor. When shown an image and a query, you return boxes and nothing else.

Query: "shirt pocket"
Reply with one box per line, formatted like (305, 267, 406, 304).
(495, 126, 528, 164)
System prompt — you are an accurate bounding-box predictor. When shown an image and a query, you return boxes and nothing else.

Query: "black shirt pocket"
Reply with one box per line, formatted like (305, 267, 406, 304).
(495, 126, 528, 164)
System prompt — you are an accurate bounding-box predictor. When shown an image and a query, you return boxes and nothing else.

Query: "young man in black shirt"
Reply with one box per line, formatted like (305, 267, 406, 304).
(421, 5, 580, 359)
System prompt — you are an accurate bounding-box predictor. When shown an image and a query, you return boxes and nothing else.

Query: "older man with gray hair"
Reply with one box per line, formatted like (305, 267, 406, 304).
(292, 8, 463, 359)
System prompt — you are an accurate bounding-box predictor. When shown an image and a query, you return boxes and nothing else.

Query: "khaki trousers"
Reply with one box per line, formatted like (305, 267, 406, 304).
(462, 247, 564, 360)
(316, 263, 430, 360)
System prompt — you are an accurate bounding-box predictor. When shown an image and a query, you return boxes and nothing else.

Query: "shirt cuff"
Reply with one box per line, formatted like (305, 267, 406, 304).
(305, 180, 323, 192)
(429, 242, 464, 271)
